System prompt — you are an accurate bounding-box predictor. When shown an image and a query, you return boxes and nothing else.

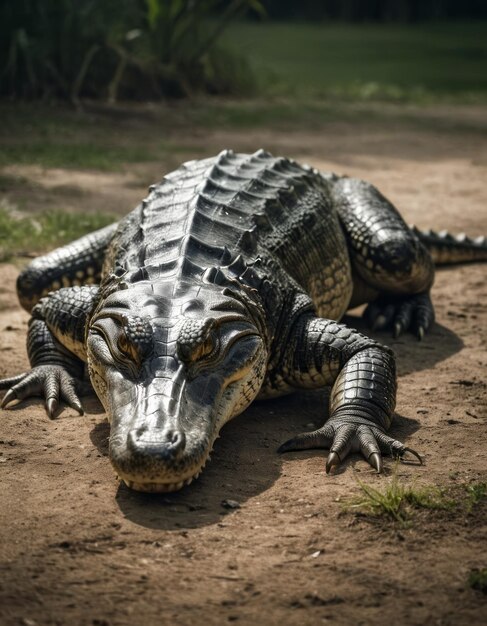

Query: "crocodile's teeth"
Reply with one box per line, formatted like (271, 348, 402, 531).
(123, 479, 184, 493)
(121, 463, 206, 493)
(119, 447, 213, 493)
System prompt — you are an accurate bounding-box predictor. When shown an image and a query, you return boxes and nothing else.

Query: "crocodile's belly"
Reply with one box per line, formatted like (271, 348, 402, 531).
(308, 249, 353, 321)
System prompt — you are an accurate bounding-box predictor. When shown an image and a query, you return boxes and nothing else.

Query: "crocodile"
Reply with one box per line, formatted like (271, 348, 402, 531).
(1, 150, 486, 492)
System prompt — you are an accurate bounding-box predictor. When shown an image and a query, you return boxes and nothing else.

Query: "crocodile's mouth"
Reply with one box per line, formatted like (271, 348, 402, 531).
(115, 448, 212, 493)
(122, 470, 202, 493)
(108, 423, 216, 493)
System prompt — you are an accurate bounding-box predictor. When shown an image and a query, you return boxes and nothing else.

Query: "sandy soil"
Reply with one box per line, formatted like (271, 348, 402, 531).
(0, 104, 486, 626)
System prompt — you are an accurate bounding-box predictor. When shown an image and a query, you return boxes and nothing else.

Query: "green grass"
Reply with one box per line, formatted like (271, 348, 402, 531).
(346, 472, 455, 525)
(0, 104, 201, 171)
(0, 135, 199, 172)
(0, 143, 158, 171)
(0, 205, 116, 261)
(224, 21, 487, 102)
(468, 568, 487, 594)
(1, 84, 486, 175)
(465, 481, 487, 512)
(0, 100, 346, 171)
(347, 473, 487, 526)
(180, 98, 355, 129)
(1, 21, 487, 173)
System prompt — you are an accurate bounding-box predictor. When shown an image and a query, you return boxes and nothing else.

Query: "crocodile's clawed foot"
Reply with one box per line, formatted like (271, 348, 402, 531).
(364, 293, 434, 340)
(0, 365, 84, 418)
(279, 422, 422, 474)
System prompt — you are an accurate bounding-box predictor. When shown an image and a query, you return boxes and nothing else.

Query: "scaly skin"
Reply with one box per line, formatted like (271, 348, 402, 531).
(1, 150, 485, 491)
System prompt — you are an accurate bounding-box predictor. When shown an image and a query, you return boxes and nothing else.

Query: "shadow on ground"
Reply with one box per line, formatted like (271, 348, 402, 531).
(92, 399, 288, 530)
(86, 318, 464, 530)
(343, 316, 464, 376)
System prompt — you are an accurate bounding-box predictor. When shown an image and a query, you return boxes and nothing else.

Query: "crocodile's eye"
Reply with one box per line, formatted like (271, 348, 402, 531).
(91, 317, 146, 370)
(194, 333, 216, 361)
(118, 332, 140, 364)
(178, 332, 218, 364)
(177, 318, 217, 364)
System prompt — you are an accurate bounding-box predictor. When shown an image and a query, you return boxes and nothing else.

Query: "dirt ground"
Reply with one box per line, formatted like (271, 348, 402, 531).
(0, 103, 486, 626)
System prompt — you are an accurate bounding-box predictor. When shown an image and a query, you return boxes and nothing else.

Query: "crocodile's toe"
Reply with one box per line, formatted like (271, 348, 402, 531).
(364, 293, 434, 340)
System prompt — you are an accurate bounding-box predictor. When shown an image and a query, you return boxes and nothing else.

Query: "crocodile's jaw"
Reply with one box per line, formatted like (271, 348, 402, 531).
(87, 334, 267, 493)
(123, 474, 202, 493)
(118, 449, 204, 492)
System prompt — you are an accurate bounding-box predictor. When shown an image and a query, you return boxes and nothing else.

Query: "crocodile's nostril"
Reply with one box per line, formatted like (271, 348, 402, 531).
(169, 429, 186, 448)
(127, 427, 186, 459)
(135, 425, 146, 438)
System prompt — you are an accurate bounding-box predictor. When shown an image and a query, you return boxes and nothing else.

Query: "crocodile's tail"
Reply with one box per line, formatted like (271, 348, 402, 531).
(411, 225, 487, 265)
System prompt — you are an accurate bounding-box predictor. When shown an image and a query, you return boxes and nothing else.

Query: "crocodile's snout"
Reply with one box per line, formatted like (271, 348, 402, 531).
(109, 424, 194, 493)
(109, 418, 204, 493)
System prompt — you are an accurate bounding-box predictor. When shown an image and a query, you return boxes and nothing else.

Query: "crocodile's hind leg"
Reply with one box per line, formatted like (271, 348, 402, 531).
(331, 176, 435, 338)
(17, 222, 118, 312)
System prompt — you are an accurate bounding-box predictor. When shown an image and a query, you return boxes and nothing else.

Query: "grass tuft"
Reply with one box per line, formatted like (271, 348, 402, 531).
(468, 568, 487, 594)
(347, 473, 487, 527)
(465, 482, 487, 512)
(346, 471, 454, 525)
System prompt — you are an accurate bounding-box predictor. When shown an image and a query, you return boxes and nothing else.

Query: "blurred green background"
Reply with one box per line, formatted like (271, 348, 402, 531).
(1, 0, 486, 260)
(1, 0, 486, 102)
(225, 20, 487, 102)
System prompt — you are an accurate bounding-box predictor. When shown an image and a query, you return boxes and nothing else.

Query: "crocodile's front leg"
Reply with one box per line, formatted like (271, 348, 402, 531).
(277, 314, 420, 472)
(0, 286, 98, 417)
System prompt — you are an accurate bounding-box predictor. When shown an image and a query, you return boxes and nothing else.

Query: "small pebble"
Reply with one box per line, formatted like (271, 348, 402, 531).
(221, 499, 240, 510)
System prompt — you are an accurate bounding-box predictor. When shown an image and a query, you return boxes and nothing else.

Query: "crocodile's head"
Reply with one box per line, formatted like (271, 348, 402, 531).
(86, 280, 268, 492)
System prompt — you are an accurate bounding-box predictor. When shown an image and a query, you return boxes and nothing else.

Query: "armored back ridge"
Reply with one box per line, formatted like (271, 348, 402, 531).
(102, 150, 352, 322)
(3, 150, 486, 491)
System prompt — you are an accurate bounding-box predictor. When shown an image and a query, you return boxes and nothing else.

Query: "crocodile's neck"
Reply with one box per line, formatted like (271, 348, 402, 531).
(97, 253, 272, 347)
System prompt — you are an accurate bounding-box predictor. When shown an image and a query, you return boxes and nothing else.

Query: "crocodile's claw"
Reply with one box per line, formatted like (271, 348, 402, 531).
(0, 365, 84, 418)
(278, 421, 422, 473)
(364, 293, 434, 340)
